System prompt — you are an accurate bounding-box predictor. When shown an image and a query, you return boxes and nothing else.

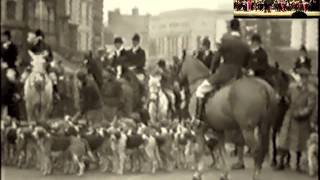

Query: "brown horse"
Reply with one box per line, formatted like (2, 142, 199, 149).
(24, 52, 53, 123)
(100, 68, 140, 120)
(179, 55, 279, 180)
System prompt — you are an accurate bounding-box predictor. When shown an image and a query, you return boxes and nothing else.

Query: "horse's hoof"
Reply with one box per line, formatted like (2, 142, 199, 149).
(231, 162, 245, 170)
(273, 164, 285, 171)
(220, 175, 230, 180)
(192, 175, 202, 180)
(192, 173, 202, 180)
(270, 161, 277, 168)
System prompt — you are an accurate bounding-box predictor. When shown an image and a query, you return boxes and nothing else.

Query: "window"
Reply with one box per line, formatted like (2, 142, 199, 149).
(6, 0, 16, 20)
(86, 5, 90, 25)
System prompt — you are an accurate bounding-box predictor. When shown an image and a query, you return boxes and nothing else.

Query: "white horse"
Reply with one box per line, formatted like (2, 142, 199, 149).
(147, 75, 173, 125)
(24, 51, 53, 123)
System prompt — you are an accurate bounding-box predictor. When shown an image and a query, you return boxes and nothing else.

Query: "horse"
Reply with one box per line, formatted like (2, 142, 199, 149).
(179, 55, 279, 180)
(24, 51, 53, 123)
(100, 68, 140, 121)
(147, 74, 172, 125)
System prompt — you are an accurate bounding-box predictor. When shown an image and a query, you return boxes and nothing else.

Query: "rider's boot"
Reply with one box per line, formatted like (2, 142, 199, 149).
(195, 97, 205, 121)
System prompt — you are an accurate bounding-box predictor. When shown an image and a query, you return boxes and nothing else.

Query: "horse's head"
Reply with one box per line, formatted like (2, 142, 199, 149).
(266, 63, 291, 99)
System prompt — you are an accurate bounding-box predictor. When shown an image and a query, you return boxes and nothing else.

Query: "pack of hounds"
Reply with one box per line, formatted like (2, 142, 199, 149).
(1, 115, 225, 176)
(1, 114, 318, 177)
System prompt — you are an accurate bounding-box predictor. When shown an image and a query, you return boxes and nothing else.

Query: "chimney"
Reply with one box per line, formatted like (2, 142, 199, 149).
(132, 7, 139, 16)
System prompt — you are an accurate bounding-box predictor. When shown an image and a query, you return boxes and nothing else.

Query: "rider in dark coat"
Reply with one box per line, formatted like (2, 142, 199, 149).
(247, 33, 270, 82)
(128, 33, 147, 104)
(1, 30, 18, 72)
(85, 51, 104, 91)
(110, 37, 130, 78)
(194, 19, 252, 121)
(196, 37, 214, 70)
(128, 33, 146, 76)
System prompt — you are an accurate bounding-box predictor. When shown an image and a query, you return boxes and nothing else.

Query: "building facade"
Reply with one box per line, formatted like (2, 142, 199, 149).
(1, 0, 58, 48)
(92, 0, 104, 50)
(1, 0, 103, 60)
(107, 8, 150, 50)
(148, 9, 233, 62)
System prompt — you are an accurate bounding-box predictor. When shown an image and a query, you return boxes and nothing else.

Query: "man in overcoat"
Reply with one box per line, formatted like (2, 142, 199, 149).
(277, 67, 317, 171)
(73, 70, 105, 128)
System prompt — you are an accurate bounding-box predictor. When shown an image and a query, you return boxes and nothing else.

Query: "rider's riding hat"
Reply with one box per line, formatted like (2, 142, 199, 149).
(114, 37, 123, 44)
(251, 33, 262, 44)
(202, 37, 211, 48)
(35, 29, 45, 38)
(157, 59, 166, 68)
(2, 30, 11, 40)
(132, 33, 140, 42)
(230, 19, 240, 31)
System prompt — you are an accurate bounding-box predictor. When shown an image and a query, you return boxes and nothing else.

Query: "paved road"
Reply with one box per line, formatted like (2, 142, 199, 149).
(2, 157, 317, 180)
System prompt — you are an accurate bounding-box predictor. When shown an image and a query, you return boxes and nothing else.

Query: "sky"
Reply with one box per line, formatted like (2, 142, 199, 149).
(103, 0, 232, 24)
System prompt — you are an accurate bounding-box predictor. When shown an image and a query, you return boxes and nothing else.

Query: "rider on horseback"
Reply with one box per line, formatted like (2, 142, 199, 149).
(154, 59, 176, 112)
(194, 19, 252, 121)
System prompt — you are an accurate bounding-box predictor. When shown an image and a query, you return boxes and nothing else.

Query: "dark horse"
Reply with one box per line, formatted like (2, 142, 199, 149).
(100, 67, 143, 121)
(179, 55, 280, 180)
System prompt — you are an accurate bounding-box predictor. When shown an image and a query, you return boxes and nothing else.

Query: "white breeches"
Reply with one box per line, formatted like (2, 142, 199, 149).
(195, 79, 213, 98)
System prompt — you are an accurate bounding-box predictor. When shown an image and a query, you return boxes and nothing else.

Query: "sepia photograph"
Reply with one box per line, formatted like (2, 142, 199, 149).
(0, 0, 318, 180)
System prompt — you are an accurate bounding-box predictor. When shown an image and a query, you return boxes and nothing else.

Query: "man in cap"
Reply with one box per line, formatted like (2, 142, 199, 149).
(72, 70, 105, 128)
(194, 19, 252, 122)
(277, 66, 317, 172)
(196, 37, 215, 71)
(247, 33, 270, 81)
(1, 30, 18, 72)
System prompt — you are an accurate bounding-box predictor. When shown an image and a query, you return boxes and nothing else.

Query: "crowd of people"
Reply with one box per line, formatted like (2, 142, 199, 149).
(1, 18, 318, 178)
(234, 0, 319, 12)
